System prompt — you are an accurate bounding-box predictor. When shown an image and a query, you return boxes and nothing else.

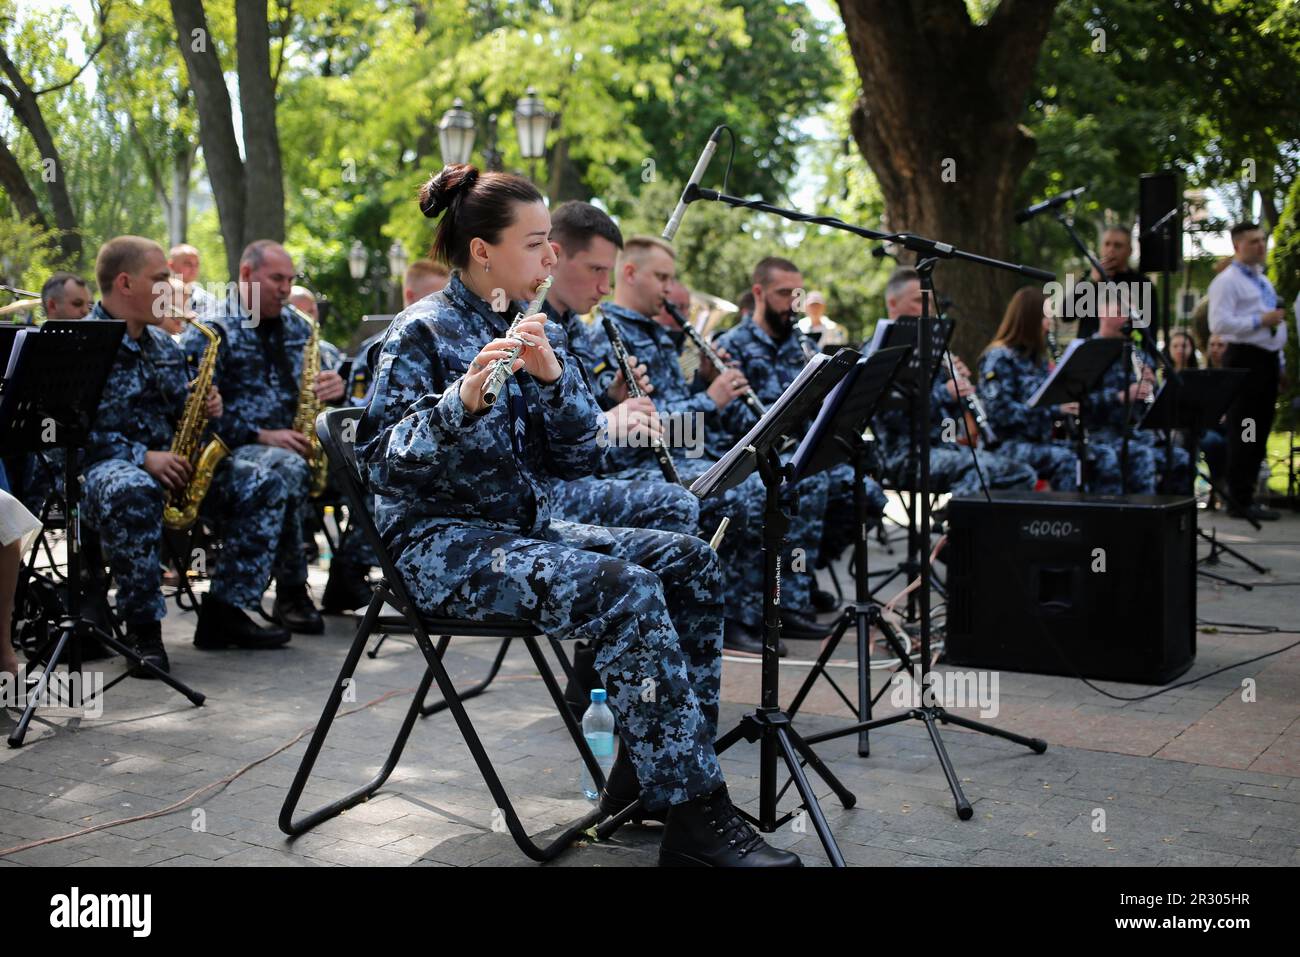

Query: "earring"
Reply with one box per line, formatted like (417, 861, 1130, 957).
(485, 263, 491, 272)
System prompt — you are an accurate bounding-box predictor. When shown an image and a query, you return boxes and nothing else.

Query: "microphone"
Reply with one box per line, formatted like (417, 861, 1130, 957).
(662, 126, 724, 241)
(1014, 186, 1087, 224)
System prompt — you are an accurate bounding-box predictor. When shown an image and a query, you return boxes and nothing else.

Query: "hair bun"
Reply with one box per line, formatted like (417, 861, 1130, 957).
(419, 164, 479, 219)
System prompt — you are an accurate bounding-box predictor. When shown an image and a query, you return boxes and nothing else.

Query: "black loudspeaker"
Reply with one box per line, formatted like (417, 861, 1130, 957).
(946, 491, 1196, 684)
(1139, 171, 1182, 274)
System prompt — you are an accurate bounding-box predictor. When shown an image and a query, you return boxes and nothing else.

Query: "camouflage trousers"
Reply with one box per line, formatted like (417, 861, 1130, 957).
(1093, 430, 1192, 495)
(670, 454, 826, 624)
(991, 438, 1124, 494)
(551, 474, 700, 536)
(404, 521, 725, 811)
(233, 444, 311, 587)
(819, 461, 888, 565)
(82, 456, 285, 625)
(883, 445, 1037, 497)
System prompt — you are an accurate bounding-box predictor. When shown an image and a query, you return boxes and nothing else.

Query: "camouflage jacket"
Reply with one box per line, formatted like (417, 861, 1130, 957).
(180, 296, 312, 447)
(1083, 333, 1154, 437)
(83, 302, 189, 470)
(978, 345, 1058, 445)
(873, 369, 960, 459)
(583, 302, 723, 469)
(355, 274, 603, 579)
(712, 315, 810, 440)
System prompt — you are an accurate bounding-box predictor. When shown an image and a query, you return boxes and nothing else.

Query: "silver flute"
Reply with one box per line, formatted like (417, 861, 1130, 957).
(481, 276, 554, 407)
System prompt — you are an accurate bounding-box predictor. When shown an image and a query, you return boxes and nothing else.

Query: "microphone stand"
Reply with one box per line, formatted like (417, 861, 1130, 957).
(686, 185, 1048, 819)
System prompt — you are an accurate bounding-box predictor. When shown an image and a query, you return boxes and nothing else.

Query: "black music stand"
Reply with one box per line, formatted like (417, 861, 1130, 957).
(700, 349, 863, 864)
(601, 350, 862, 864)
(864, 316, 955, 611)
(1140, 368, 1262, 585)
(1029, 337, 1124, 492)
(1, 321, 205, 747)
(784, 346, 912, 758)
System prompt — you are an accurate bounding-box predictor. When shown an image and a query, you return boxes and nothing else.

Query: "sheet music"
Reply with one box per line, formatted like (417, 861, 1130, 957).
(1028, 337, 1085, 408)
(864, 319, 892, 356)
(690, 353, 829, 498)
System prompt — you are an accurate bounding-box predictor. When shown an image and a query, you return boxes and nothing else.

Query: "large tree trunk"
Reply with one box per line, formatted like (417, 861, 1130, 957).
(0, 135, 47, 226)
(838, 0, 1058, 361)
(235, 0, 285, 243)
(0, 46, 82, 266)
(171, 0, 248, 277)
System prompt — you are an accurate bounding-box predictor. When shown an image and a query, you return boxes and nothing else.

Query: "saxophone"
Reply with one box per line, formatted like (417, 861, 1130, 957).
(163, 320, 230, 530)
(287, 303, 329, 497)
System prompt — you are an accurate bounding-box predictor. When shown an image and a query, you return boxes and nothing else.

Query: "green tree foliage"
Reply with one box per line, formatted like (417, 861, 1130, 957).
(1268, 173, 1300, 427)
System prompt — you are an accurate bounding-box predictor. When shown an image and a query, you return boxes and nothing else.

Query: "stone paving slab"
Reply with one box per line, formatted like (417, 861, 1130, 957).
(1, 507, 1297, 867)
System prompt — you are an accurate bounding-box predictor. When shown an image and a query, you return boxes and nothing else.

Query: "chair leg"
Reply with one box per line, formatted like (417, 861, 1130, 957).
(407, 628, 606, 862)
(280, 593, 427, 836)
(418, 634, 511, 717)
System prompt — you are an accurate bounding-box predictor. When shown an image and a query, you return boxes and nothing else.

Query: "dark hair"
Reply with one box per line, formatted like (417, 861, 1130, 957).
(95, 236, 162, 295)
(550, 200, 623, 255)
(737, 290, 755, 314)
(1230, 222, 1262, 240)
(752, 256, 799, 288)
(418, 164, 543, 270)
(1167, 329, 1199, 370)
(987, 286, 1047, 360)
(885, 266, 920, 302)
(41, 270, 88, 303)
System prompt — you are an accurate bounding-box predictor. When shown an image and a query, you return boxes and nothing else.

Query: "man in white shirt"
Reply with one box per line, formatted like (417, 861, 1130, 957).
(1207, 222, 1285, 521)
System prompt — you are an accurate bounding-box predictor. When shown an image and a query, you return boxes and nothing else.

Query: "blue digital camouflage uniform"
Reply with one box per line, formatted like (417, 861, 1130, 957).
(181, 298, 313, 588)
(712, 314, 881, 594)
(539, 301, 699, 535)
(356, 275, 725, 810)
(584, 303, 778, 628)
(979, 345, 1123, 494)
(83, 302, 286, 624)
(872, 361, 1037, 496)
(1082, 335, 1192, 494)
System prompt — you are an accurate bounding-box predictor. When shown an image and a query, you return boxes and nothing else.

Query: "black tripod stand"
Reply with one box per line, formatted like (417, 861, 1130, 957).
(786, 347, 915, 758)
(2, 321, 205, 747)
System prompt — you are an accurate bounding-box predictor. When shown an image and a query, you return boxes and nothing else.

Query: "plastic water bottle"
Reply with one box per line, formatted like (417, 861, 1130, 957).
(580, 688, 616, 801)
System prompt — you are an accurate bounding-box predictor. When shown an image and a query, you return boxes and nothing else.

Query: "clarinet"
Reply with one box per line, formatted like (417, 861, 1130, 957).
(601, 311, 730, 549)
(600, 312, 682, 486)
(481, 277, 554, 407)
(960, 376, 998, 446)
(662, 300, 767, 418)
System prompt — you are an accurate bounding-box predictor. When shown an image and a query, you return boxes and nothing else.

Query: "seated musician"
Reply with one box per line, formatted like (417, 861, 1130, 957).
(871, 268, 1036, 497)
(715, 256, 888, 621)
(355, 164, 798, 867)
(41, 271, 93, 321)
(82, 237, 292, 676)
(183, 241, 346, 634)
(583, 237, 798, 655)
(979, 287, 1123, 493)
(1084, 300, 1192, 494)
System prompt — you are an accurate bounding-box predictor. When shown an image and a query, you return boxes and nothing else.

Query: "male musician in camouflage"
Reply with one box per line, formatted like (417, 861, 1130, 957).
(871, 268, 1037, 497)
(543, 201, 700, 537)
(585, 237, 809, 652)
(1084, 300, 1191, 494)
(83, 237, 291, 675)
(715, 256, 889, 619)
(182, 240, 345, 633)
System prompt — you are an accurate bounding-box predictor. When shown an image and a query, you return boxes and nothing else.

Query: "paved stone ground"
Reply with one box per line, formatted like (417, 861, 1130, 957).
(2, 502, 1298, 867)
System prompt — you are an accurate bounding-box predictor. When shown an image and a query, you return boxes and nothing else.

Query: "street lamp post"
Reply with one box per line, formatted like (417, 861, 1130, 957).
(514, 86, 552, 185)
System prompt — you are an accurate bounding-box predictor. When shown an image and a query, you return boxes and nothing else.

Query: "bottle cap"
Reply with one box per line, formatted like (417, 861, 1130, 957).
(590, 688, 607, 703)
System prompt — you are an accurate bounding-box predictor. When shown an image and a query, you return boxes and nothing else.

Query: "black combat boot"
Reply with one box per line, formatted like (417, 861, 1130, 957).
(195, 595, 292, 649)
(322, 558, 373, 614)
(272, 583, 324, 634)
(598, 745, 667, 826)
(126, 621, 169, 679)
(723, 619, 787, 658)
(659, 785, 803, 867)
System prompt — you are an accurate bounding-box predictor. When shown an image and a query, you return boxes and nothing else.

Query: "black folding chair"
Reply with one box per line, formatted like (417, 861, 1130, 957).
(279, 408, 607, 862)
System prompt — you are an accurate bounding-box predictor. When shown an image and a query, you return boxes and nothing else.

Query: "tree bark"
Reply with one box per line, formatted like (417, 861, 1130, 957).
(0, 46, 82, 265)
(838, 0, 1058, 360)
(235, 0, 285, 244)
(0, 135, 47, 227)
(170, 0, 247, 277)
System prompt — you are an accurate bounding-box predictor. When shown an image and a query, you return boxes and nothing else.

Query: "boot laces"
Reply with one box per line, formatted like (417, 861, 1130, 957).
(706, 794, 765, 857)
